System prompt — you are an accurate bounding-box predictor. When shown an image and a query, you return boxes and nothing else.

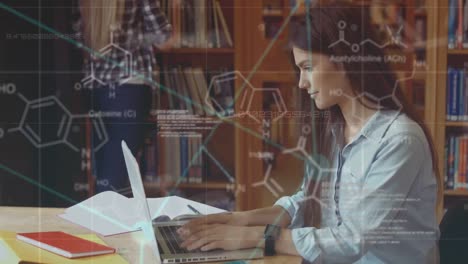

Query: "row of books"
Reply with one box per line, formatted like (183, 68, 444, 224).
(160, 0, 233, 48)
(143, 133, 205, 184)
(143, 130, 237, 185)
(448, 0, 468, 49)
(445, 133, 468, 190)
(446, 65, 468, 121)
(160, 67, 235, 117)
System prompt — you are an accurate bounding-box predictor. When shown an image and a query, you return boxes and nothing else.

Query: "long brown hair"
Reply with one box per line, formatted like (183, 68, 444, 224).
(80, 0, 125, 50)
(290, 0, 441, 227)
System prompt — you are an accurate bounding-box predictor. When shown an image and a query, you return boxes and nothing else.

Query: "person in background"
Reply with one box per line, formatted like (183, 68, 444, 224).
(76, 0, 172, 193)
(177, 1, 441, 263)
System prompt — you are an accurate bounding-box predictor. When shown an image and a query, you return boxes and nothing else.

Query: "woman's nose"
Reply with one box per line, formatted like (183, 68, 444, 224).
(298, 74, 309, 90)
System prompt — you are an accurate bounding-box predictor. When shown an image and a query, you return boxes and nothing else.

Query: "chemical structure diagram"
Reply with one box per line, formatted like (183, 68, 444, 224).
(78, 28, 134, 90)
(4, 88, 108, 153)
(252, 163, 284, 198)
(282, 124, 313, 159)
(329, 20, 407, 52)
(330, 59, 422, 127)
(205, 71, 288, 124)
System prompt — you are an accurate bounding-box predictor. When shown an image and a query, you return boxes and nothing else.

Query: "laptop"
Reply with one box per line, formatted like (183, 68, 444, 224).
(121, 140, 264, 264)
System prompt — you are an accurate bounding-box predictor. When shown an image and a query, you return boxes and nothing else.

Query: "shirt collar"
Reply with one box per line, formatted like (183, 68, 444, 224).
(329, 109, 401, 144)
(360, 109, 401, 141)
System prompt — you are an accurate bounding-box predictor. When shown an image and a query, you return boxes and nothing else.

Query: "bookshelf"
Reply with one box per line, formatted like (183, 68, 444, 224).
(140, 0, 242, 211)
(229, 0, 435, 209)
(445, 189, 468, 196)
(430, 0, 468, 219)
(138, 0, 440, 213)
(448, 49, 468, 55)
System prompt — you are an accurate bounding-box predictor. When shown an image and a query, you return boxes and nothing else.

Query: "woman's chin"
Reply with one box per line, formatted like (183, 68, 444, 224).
(314, 99, 332, 110)
(313, 99, 324, 109)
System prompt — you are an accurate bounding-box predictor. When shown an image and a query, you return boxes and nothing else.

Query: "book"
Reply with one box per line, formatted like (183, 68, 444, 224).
(16, 231, 115, 259)
(459, 69, 465, 121)
(183, 67, 205, 116)
(458, 0, 464, 49)
(447, 133, 455, 189)
(214, 0, 233, 47)
(464, 0, 468, 48)
(455, 136, 460, 188)
(449, 0, 458, 49)
(464, 63, 468, 120)
(445, 133, 468, 190)
(446, 66, 468, 121)
(0, 231, 126, 264)
(59, 191, 226, 236)
(192, 67, 215, 115)
(213, 0, 221, 47)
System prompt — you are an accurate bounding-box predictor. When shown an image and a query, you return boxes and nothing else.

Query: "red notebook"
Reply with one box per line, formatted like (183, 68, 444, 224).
(16, 231, 115, 259)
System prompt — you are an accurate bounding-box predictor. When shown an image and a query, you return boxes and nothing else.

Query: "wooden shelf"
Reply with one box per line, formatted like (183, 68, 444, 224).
(144, 181, 230, 190)
(446, 121, 468, 127)
(414, 9, 427, 17)
(447, 49, 468, 55)
(445, 190, 468, 197)
(157, 48, 235, 54)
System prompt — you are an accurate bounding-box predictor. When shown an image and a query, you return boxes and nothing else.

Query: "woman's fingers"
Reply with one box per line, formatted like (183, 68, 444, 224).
(178, 222, 211, 239)
(178, 213, 230, 236)
(201, 241, 220, 251)
(184, 234, 218, 251)
(180, 228, 219, 249)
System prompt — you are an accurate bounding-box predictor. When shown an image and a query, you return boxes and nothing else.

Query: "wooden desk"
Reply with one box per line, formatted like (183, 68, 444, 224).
(0, 207, 301, 264)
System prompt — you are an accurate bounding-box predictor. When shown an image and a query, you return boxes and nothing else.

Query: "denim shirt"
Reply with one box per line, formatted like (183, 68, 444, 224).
(275, 110, 439, 263)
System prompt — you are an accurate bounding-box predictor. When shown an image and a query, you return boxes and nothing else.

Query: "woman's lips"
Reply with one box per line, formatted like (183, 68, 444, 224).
(308, 91, 319, 98)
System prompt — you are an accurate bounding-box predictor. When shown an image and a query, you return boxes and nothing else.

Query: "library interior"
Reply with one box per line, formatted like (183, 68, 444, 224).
(0, 0, 467, 263)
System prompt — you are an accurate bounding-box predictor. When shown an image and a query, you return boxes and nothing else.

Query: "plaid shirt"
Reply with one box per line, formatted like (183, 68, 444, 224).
(75, 0, 172, 87)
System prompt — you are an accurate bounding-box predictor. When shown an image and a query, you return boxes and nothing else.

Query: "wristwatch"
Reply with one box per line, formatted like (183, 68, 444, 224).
(263, 224, 281, 256)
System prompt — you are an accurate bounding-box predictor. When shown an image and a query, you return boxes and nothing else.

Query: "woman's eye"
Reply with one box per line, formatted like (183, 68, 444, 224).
(303, 66, 313, 72)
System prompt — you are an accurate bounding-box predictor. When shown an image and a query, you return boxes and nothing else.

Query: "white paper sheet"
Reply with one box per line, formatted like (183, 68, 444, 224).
(58, 191, 226, 236)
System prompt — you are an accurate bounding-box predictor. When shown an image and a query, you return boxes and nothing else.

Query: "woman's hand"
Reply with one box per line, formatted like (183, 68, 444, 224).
(177, 224, 264, 251)
(181, 212, 249, 231)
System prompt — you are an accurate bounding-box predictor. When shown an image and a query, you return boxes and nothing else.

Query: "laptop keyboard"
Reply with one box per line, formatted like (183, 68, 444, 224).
(158, 225, 203, 254)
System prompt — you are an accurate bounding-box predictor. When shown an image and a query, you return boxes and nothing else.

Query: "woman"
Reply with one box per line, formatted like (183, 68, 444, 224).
(76, 0, 172, 193)
(177, 1, 440, 263)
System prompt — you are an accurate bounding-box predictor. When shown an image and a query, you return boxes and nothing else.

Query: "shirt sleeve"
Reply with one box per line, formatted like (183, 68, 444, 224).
(274, 165, 311, 228)
(290, 134, 430, 263)
(140, 0, 172, 46)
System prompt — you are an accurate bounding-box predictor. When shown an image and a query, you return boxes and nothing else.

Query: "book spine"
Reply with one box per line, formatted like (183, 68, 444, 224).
(464, 63, 468, 120)
(463, 134, 468, 189)
(459, 0, 464, 49)
(213, 0, 220, 48)
(196, 136, 204, 183)
(459, 69, 465, 121)
(449, 0, 458, 49)
(455, 136, 460, 189)
(180, 136, 188, 183)
(215, 0, 233, 47)
(447, 67, 453, 120)
(460, 136, 463, 189)
(453, 69, 458, 121)
(448, 134, 455, 189)
(451, 68, 458, 120)
(464, 0, 468, 48)
(445, 136, 449, 188)
(464, 137, 468, 189)
(187, 136, 194, 183)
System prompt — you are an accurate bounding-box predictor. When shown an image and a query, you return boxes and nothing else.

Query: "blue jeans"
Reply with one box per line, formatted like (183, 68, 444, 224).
(91, 84, 151, 194)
